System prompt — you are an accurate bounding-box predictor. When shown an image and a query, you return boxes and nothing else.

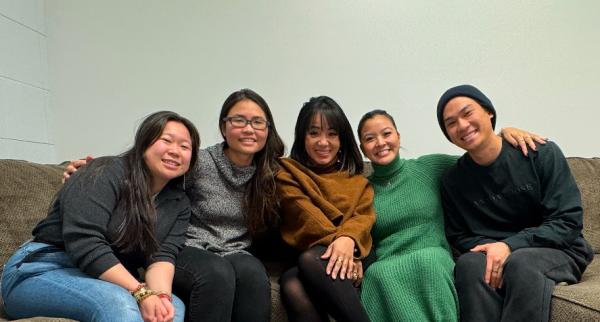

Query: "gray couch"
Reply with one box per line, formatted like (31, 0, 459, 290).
(1, 158, 599, 321)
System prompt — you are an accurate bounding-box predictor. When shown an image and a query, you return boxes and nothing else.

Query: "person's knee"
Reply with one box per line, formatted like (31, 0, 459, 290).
(179, 254, 236, 295)
(280, 268, 302, 300)
(201, 259, 236, 291)
(454, 252, 486, 287)
(297, 247, 325, 273)
(231, 254, 268, 281)
(91, 291, 142, 322)
(503, 250, 539, 283)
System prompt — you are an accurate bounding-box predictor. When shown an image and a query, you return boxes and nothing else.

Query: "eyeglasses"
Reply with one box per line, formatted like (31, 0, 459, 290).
(223, 115, 270, 130)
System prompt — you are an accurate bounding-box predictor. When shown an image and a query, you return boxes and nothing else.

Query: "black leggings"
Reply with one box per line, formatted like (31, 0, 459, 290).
(173, 246, 271, 322)
(280, 245, 371, 322)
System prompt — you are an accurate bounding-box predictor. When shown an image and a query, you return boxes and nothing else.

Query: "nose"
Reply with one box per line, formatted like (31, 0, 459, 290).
(167, 143, 181, 156)
(456, 117, 469, 129)
(316, 134, 329, 146)
(375, 136, 385, 146)
(241, 122, 255, 132)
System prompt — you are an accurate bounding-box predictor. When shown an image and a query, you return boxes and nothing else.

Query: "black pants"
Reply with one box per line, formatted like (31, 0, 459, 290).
(280, 245, 372, 322)
(454, 248, 582, 322)
(173, 246, 271, 322)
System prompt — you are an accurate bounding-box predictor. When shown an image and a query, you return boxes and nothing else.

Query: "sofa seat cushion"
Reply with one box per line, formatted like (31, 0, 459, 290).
(551, 257, 600, 320)
(567, 158, 600, 253)
(0, 318, 76, 322)
(0, 160, 64, 267)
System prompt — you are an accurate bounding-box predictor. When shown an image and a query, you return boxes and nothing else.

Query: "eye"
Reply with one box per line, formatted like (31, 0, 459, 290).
(161, 137, 172, 143)
(308, 130, 319, 137)
(231, 116, 247, 126)
(383, 131, 392, 137)
(251, 117, 268, 129)
(328, 130, 338, 137)
(445, 120, 456, 128)
(251, 118, 266, 124)
(363, 136, 374, 142)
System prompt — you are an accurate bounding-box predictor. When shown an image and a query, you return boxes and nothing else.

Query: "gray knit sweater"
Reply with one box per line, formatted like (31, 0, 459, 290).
(184, 142, 255, 255)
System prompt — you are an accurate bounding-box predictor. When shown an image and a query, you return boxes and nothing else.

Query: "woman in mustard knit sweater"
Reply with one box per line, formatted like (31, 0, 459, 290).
(276, 96, 376, 322)
(356, 110, 545, 322)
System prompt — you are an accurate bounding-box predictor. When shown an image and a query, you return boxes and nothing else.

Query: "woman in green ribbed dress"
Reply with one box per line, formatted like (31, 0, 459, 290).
(356, 110, 543, 321)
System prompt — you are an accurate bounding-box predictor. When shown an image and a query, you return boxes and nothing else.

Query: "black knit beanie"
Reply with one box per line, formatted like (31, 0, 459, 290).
(436, 84, 496, 141)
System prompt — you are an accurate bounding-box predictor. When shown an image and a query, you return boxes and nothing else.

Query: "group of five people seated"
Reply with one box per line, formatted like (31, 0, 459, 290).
(1, 85, 592, 322)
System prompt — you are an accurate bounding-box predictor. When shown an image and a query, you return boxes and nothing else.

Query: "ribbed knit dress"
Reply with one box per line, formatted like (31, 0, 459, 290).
(360, 154, 459, 322)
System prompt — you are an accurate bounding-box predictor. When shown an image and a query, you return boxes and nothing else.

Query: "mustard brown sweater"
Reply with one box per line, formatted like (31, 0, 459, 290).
(276, 157, 376, 258)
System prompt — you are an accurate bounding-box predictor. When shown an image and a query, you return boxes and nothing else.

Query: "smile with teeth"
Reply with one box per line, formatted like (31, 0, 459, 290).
(375, 148, 391, 157)
(315, 149, 331, 157)
(240, 138, 256, 143)
(162, 159, 180, 168)
(461, 129, 478, 142)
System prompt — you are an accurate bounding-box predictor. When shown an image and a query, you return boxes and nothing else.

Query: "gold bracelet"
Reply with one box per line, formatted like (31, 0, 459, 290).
(131, 283, 157, 304)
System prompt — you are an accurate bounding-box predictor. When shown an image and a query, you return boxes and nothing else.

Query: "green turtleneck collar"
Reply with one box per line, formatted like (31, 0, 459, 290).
(371, 155, 404, 180)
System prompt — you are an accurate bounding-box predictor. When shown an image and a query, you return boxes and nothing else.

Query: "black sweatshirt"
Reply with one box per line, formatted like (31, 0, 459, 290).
(33, 156, 191, 278)
(441, 140, 593, 271)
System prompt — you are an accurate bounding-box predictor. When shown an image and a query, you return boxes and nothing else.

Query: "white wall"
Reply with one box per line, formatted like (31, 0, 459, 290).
(0, 0, 55, 163)
(45, 0, 600, 161)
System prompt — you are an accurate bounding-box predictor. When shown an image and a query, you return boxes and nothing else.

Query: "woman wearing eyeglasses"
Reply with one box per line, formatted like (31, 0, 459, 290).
(172, 89, 285, 322)
(63, 89, 285, 322)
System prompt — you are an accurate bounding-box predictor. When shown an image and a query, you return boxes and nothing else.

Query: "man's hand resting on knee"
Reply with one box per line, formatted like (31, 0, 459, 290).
(471, 242, 511, 289)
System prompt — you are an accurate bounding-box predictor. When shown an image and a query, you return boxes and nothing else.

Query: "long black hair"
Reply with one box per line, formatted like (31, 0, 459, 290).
(219, 89, 285, 235)
(290, 96, 363, 175)
(114, 111, 200, 257)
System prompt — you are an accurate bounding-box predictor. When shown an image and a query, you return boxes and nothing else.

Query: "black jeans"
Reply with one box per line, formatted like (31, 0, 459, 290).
(173, 246, 271, 322)
(280, 245, 372, 322)
(454, 248, 582, 322)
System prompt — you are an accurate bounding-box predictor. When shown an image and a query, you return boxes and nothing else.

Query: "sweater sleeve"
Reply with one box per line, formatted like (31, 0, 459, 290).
(420, 154, 459, 183)
(441, 178, 496, 253)
(60, 159, 124, 278)
(502, 142, 584, 251)
(150, 197, 191, 265)
(276, 169, 339, 252)
(335, 183, 376, 258)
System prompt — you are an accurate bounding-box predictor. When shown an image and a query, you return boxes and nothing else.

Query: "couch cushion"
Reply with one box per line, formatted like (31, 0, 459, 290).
(567, 158, 600, 253)
(551, 257, 600, 320)
(0, 160, 64, 266)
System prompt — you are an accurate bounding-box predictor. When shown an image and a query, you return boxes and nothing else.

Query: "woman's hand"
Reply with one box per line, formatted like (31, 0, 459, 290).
(321, 236, 356, 280)
(159, 297, 175, 322)
(139, 295, 172, 322)
(352, 259, 364, 287)
(500, 128, 546, 156)
(62, 155, 93, 183)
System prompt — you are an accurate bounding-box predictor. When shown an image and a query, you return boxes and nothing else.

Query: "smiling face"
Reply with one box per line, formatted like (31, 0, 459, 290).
(359, 115, 400, 166)
(442, 96, 495, 152)
(304, 113, 341, 167)
(221, 99, 269, 166)
(144, 121, 193, 192)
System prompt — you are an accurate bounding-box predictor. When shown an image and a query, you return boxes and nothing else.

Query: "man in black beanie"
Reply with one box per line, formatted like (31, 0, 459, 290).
(437, 84, 593, 322)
